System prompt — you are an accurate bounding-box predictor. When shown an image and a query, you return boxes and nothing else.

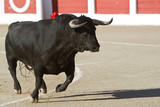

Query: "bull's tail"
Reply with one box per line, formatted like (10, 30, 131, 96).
(18, 61, 34, 77)
(24, 64, 34, 71)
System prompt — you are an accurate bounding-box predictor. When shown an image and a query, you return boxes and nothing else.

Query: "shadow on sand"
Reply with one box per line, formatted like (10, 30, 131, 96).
(40, 88, 160, 103)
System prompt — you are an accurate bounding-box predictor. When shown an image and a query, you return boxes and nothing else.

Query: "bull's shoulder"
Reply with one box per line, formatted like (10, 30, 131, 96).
(37, 19, 53, 26)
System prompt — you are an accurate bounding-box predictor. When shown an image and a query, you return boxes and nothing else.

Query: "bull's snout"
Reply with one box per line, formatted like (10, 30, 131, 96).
(91, 44, 100, 52)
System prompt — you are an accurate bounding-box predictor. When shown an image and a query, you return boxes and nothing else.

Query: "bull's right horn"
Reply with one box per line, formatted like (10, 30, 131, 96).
(69, 19, 87, 28)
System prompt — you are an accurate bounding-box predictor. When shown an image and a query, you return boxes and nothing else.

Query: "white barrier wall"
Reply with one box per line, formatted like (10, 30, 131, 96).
(54, 0, 160, 25)
(0, 0, 49, 24)
(1, 0, 160, 25)
(73, 0, 160, 25)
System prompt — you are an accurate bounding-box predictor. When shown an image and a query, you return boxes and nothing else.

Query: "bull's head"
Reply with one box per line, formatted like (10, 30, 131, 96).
(69, 16, 113, 52)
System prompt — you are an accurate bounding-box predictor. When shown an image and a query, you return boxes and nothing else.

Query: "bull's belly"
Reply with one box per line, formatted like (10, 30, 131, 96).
(44, 62, 62, 75)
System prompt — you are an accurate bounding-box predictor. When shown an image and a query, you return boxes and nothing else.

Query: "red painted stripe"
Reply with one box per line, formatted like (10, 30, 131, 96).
(138, 0, 160, 14)
(96, 0, 129, 14)
(56, 0, 88, 13)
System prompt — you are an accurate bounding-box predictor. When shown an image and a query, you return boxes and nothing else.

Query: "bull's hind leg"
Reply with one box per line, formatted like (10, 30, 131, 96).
(7, 56, 21, 94)
(30, 65, 44, 103)
(39, 79, 47, 94)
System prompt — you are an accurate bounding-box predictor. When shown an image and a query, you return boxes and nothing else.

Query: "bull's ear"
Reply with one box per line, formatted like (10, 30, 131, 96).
(69, 19, 87, 28)
(92, 18, 113, 26)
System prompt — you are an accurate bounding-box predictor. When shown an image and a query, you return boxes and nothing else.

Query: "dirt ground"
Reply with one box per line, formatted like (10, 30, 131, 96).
(0, 25, 160, 107)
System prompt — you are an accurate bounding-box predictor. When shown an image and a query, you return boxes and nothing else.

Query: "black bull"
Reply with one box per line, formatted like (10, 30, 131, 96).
(5, 14, 113, 103)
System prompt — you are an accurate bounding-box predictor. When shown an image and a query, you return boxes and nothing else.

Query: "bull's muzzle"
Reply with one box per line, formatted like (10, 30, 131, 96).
(91, 45, 100, 52)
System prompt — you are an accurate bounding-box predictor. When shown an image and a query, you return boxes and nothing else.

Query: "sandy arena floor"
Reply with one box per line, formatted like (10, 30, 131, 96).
(0, 25, 160, 107)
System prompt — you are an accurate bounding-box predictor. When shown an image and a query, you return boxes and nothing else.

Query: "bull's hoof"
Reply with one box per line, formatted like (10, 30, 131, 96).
(56, 84, 62, 92)
(39, 88, 47, 94)
(14, 89, 22, 94)
(30, 96, 38, 103)
(56, 84, 66, 92)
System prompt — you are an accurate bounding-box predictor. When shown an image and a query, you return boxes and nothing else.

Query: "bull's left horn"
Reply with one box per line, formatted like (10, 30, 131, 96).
(92, 18, 113, 25)
(69, 19, 87, 28)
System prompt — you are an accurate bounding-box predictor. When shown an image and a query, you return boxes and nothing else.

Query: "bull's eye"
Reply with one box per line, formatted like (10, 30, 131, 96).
(83, 32, 87, 35)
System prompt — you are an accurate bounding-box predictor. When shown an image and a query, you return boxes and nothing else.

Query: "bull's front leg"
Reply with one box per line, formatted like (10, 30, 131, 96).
(56, 60, 75, 92)
(56, 73, 74, 92)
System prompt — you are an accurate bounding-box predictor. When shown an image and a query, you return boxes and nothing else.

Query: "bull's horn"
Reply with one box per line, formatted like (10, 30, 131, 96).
(69, 19, 87, 28)
(92, 18, 113, 25)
